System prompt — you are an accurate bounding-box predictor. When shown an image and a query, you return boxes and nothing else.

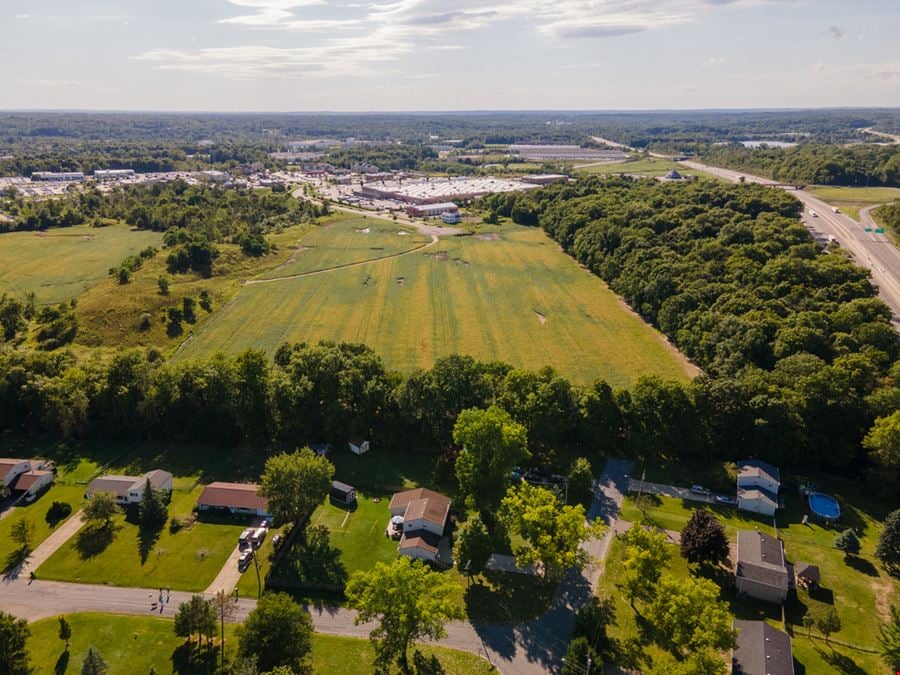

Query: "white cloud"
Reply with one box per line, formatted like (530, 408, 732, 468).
(18, 78, 118, 92)
(701, 56, 726, 67)
(822, 24, 846, 40)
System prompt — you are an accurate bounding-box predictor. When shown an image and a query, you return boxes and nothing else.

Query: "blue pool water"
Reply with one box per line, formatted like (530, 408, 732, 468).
(808, 492, 841, 520)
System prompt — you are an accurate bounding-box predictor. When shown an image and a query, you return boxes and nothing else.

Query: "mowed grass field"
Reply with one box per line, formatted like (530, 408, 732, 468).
(177, 225, 697, 387)
(25, 613, 493, 674)
(0, 223, 163, 305)
(806, 185, 900, 221)
(257, 215, 429, 279)
(574, 156, 694, 177)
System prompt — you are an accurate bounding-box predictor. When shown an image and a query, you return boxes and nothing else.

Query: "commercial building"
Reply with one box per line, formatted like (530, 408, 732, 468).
(406, 202, 459, 218)
(735, 530, 789, 604)
(94, 169, 135, 181)
(441, 211, 463, 224)
(31, 172, 85, 182)
(86, 469, 173, 505)
(198, 170, 228, 183)
(359, 177, 539, 205)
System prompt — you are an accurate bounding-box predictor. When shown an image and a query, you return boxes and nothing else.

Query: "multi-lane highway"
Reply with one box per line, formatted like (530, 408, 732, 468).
(680, 160, 900, 329)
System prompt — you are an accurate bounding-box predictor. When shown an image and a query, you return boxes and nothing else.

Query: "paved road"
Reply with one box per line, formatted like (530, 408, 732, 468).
(680, 160, 900, 329)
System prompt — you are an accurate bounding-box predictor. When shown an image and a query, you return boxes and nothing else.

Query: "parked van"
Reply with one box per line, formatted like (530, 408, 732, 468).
(251, 526, 267, 549)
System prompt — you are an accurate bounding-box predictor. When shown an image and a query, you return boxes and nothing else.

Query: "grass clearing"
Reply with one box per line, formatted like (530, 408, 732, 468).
(24, 612, 492, 674)
(0, 485, 84, 571)
(176, 224, 696, 388)
(0, 223, 163, 305)
(806, 185, 900, 221)
(575, 157, 692, 177)
(37, 486, 245, 591)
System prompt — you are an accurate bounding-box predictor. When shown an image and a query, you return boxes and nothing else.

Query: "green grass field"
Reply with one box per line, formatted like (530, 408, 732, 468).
(574, 157, 694, 178)
(37, 486, 244, 591)
(176, 225, 696, 387)
(0, 223, 162, 305)
(806, 185, 900, 221)
(24, 612, 492, 674)
(257, 215, 430, 279)
(0, 485, 84, 571)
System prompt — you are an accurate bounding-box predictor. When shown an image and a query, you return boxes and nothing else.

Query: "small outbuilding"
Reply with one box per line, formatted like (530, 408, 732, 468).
(794, 562, 820, 591)
(348, 438, 370, 455)
(330, 480, 357, 506)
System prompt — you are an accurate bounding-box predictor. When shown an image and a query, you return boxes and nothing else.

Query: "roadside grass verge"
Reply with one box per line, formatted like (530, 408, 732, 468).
(806, 185, 900, 221)
(24, 612, 493, 674)
(0, 485, 84, 571)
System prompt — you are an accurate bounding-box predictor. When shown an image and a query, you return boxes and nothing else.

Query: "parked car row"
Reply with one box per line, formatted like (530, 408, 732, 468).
(237, 525, 268, 571)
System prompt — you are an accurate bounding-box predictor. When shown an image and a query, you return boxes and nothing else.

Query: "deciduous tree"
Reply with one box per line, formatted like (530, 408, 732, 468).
(680, 510, 729, 567)
(237, 594, 311, 674)
(499, 482, 604, 580)
(258, 449, 334, 527)
(815, 607, 842, 646)
(453, 405, 529, 516)
(620, 526, 670, 610)
(453, 513, 492, 577)
(345, 557, 463, 672)
(567, 457, 594, 507)
(82, 492, 119, 528)
(0, 611, 30, 675)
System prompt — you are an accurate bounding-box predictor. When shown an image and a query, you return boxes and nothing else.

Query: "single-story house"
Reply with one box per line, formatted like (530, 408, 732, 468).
(389, 487, 451, 562)
(348, 438, 370, 455)
(794, 562, 821, 590)
(1, 458, 40, 488)
(197, 482, 270, 517)
(735, 530, 789, 604)
(10, 469, 55, 502)
(732, 620, 794, 675)
(330, 480, 357, 505)
(737, 460, 781, 516)
(85, 469, 173, 505)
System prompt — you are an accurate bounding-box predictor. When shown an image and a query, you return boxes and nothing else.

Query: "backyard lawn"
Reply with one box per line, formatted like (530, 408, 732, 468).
(24, 612, 493, 674)
(37, 486, 245, 591)
(0, 485, 84, 571)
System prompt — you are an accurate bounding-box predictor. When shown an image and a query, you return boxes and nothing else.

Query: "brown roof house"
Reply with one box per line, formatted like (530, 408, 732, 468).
(11, 469, 55, 503)
(732, 620, 794, 675)
(735, 530, 789, 604)
(1, 458, 41, 489)
(197, 482, 270, 517)
(86, 469, 173, 505)
(389, 488, 451, 563)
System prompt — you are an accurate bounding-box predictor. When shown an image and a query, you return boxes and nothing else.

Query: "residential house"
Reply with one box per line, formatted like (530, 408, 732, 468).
(735, 530, 789, 604)
(197, 482, 270, 517)
(389, 487, 451, 563)
(737, 460, 781, 517)
(86, 469, 173, 505)
(10, 469, 55, 502)
(1, 458, 35, 488)
(732, 620, 794, 675)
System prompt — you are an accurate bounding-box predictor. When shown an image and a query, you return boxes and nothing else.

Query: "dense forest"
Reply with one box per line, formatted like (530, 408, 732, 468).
(875, 201, 900, 237)
(481, 178, 898, 478)
(698, 143, 900, 187)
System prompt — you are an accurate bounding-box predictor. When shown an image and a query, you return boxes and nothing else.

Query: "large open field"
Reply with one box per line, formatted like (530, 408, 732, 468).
(574, 156, 694, 178)
(0, 223, 163, 305)
(176, 223, 696, 387)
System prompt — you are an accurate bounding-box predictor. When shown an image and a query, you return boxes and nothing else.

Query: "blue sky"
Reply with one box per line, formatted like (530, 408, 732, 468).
(1, 0, 898, 111)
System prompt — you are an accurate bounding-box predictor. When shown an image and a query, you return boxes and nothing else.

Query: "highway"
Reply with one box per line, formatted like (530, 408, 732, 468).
(680, 160, 900, 329)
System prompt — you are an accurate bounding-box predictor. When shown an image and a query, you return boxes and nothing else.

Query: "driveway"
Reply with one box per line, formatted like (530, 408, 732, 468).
(628, 478, 717, 505)
(3, 509, 85, 582)
(205, 543, 244, 595)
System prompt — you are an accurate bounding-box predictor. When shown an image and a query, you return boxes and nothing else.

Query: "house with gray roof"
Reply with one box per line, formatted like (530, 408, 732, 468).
(86, 469, 173, 505)
(733, 620, 794, 675)
(735, 530, 789, 604)
(737, 460, 781, 516)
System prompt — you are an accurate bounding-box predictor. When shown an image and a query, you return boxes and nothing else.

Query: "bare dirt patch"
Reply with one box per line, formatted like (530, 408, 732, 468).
(397, 277, 405, 287)
(476, 232, 501, 241)
(355, 227, 371, 234)
(872, 575, 893, 622)
(397, 231, 410, 236)
(534, 310, 547, 325)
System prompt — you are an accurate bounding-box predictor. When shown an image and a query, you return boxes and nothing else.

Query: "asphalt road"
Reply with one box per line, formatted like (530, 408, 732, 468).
(680, 160, 900, 329)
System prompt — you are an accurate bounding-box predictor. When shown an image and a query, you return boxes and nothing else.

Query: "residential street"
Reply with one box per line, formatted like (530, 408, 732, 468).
(0, 460, 634, 674)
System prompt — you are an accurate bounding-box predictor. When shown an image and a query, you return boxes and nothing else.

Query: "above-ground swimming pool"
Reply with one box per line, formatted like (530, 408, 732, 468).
(808, 491, 841, 520)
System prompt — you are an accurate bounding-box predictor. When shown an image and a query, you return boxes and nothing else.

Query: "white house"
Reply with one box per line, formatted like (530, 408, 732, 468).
(197, 482, 271, 518)
(0, 458, 35, 488)
(348, 438, 370, 455)
(735, 530, 789, 605)
(389, 488, 451, 563)
(86, 469, 173, 505)
(10, 469, 55, 502)
(737, 460, 780, 517)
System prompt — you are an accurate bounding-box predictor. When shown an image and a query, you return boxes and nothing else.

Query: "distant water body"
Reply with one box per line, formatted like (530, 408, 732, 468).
(738, 140, 797, 148)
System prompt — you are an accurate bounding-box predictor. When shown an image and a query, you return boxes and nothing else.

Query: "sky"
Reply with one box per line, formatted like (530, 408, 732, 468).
(0, 0, 898, 111)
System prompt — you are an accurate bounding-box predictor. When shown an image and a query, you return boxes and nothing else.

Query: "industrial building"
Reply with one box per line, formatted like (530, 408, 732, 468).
(31, 171, 85, 182)
(359, 177, 539, 205)
(94, 169, 135, 180)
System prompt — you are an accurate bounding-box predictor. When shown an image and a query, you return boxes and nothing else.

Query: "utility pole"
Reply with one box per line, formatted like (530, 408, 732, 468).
(253, 549, 262, 599)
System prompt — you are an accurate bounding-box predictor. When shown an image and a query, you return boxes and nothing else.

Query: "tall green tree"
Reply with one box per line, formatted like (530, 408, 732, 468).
(499, 482, 604, 580)
(814, 607, 842, 646)
(345, 557, 463, 672)
(237, 593, 312, 674)
(620, 526, 670, 610)
(865, 411, 900, 497)
(680, 510, 729, 567)
(876, 509, 900, 571)
(452, 513, 493, 578)
(58, 615, 72, 650)
(647, 647, 727, 675)
(258, 449, 334, 527)
(878, 605, 900, 672)
(834, 529, 861, 557)
(139, 479, 167, 529)
(453, 405, 529, 516)
(82, 492, 119, 528)
(567, 457, 594, 507)
(0, 611, 30, 675)
(561, 637, 602, 675)
(81, 647, 109, 675)
(174, 595, 216, 650)
(646, 575, 736, 659)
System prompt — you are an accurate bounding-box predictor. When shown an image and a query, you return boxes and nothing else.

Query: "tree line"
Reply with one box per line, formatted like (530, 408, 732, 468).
(698, 142, 900, 187)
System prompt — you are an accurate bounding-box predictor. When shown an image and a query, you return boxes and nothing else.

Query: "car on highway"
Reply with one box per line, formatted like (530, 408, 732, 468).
(715, 495, 737, 506)
(690, 485, 711, 496)
(809, 209, 818, 218)
(831, 207, 840, 213)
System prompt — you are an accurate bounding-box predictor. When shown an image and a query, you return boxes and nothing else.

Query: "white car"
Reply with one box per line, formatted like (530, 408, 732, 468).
(831, 207, 840, 213)
(690, 485, 711, 496)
